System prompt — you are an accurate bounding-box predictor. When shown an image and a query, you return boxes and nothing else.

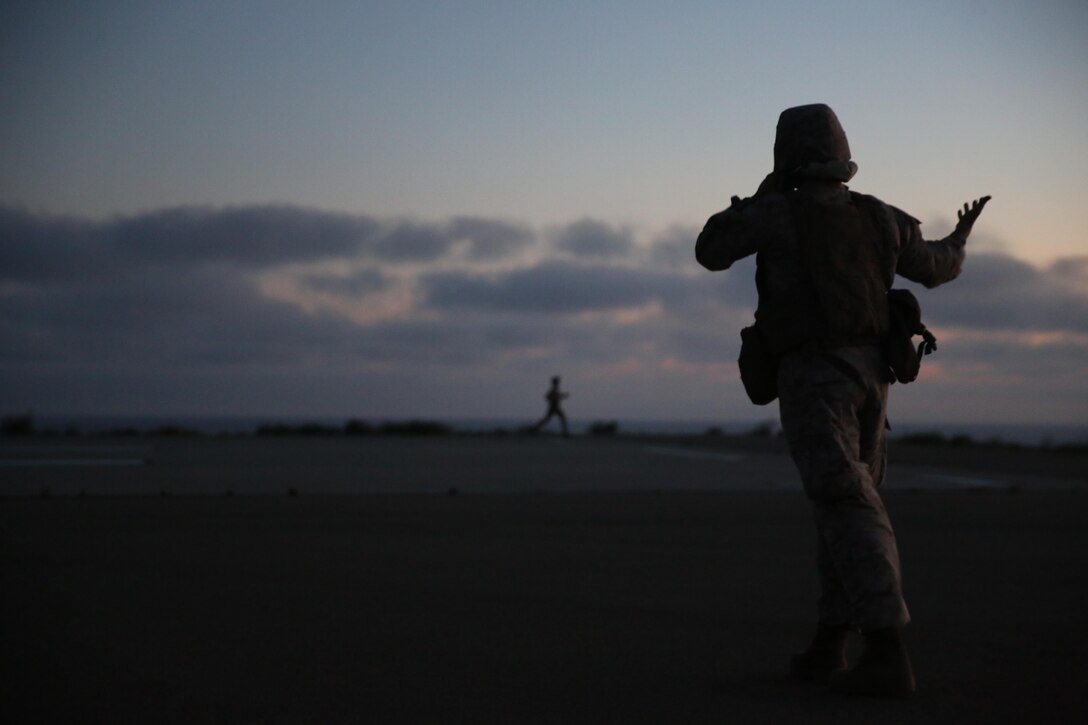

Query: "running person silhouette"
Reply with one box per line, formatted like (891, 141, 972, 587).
(532, 376, 570, 437)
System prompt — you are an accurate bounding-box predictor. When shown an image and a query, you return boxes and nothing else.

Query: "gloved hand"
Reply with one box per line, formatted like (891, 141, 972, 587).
(953, 196, 992, 241)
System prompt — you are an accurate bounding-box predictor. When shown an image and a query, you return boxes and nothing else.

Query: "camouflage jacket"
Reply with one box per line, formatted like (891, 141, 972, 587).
(695, 185, 965, 355)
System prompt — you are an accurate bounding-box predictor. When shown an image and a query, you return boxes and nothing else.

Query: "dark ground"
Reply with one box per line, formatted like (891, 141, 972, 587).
(2, 437, 1087, 723)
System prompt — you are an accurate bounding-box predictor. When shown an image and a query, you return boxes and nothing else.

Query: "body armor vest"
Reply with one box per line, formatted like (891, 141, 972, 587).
(755, 192, 894, 356)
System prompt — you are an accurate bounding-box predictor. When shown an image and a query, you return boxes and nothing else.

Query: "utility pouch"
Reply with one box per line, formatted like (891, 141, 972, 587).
(886, 288, 937, 384)
(738, 324, 780, 405)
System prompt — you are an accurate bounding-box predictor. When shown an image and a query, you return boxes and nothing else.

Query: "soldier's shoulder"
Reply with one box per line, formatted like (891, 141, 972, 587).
(722, 192, 792, 221)
(751, 192, 793, 214)
(849, 191, 920, 226)
(847, 190, 889, 210)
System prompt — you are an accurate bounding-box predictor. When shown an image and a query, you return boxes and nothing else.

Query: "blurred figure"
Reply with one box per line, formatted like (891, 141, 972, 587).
(696, 103, 989, 698)
(532, 376, 570, 437)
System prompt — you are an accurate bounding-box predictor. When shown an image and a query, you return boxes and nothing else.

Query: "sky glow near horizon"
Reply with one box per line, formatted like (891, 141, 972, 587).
(2, 1, 1086, 425)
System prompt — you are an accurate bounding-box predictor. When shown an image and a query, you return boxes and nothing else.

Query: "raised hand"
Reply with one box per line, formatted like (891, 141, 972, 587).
(953, 196, 992, 241)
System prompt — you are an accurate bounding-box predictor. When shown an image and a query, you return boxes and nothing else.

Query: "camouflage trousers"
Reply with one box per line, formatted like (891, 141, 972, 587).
(778, 345, 910, 631)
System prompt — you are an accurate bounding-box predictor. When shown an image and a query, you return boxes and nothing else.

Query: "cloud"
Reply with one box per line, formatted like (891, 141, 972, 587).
(0, 203, 380, 284)
(939, 333, 1088, 383)
(1, 202, 1085, 423)
(368, 216, 534, 262)
(370, 221, 453, 262)
(445, 216, 534, 259)
(112, 205, 380, 267)
(649, 224, 700, 271)
(0, 204, 535, 286)
(423, 259, 692, 314)
(0, 265, 359, 371)
(0, 205, 115, 284)
(299, 268, 391, 297)
(552, 218, 633, 258)
(902, 253, 1088, 334)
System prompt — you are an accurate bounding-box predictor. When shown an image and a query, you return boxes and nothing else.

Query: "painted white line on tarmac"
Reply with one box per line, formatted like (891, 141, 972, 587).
(0, 459, 147, 467)
(644, 446, 743, 463)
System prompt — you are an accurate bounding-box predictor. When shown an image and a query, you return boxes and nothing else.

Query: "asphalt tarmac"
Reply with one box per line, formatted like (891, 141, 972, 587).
(2, 436, 1086, 723)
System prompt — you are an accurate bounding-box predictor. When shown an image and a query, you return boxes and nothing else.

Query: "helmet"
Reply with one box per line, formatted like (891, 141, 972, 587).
(773, 104, 851, 173)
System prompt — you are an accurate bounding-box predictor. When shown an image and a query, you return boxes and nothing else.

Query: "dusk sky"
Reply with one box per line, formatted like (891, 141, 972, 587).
(2, 1, 1086, 426)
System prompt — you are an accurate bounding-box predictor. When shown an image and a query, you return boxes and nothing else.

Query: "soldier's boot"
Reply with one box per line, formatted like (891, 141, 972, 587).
(828, 626, 915, 698)
(790, 623, 850, 683)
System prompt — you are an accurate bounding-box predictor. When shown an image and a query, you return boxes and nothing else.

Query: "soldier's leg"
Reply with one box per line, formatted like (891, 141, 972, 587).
(780, 349, 914, 695)
(790, 530, 853, 683)
(816, 525, 852, 627)
(857, 373, 888, 489)
(778, 350, 909, 630)
(814, 491, 908, 630)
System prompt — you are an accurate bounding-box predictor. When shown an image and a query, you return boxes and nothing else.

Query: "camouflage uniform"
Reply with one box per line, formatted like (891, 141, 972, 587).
(695, 106, 966, 632)
(778, 344, 904, 629)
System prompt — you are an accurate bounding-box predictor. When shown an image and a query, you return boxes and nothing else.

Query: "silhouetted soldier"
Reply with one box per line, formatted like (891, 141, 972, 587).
(533, 376, 570, 437)
(696, 104, 989, 698)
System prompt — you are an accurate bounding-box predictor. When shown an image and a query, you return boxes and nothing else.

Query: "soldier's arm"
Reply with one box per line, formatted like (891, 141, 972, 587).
(893, 197, 990, 288)
(695, 194, 774, 271)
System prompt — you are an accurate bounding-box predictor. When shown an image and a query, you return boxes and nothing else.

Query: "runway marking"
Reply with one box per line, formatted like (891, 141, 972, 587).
(643, 446, 743, 463)
(0, 446, 147, 455)
(0, 458, 147, 467)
